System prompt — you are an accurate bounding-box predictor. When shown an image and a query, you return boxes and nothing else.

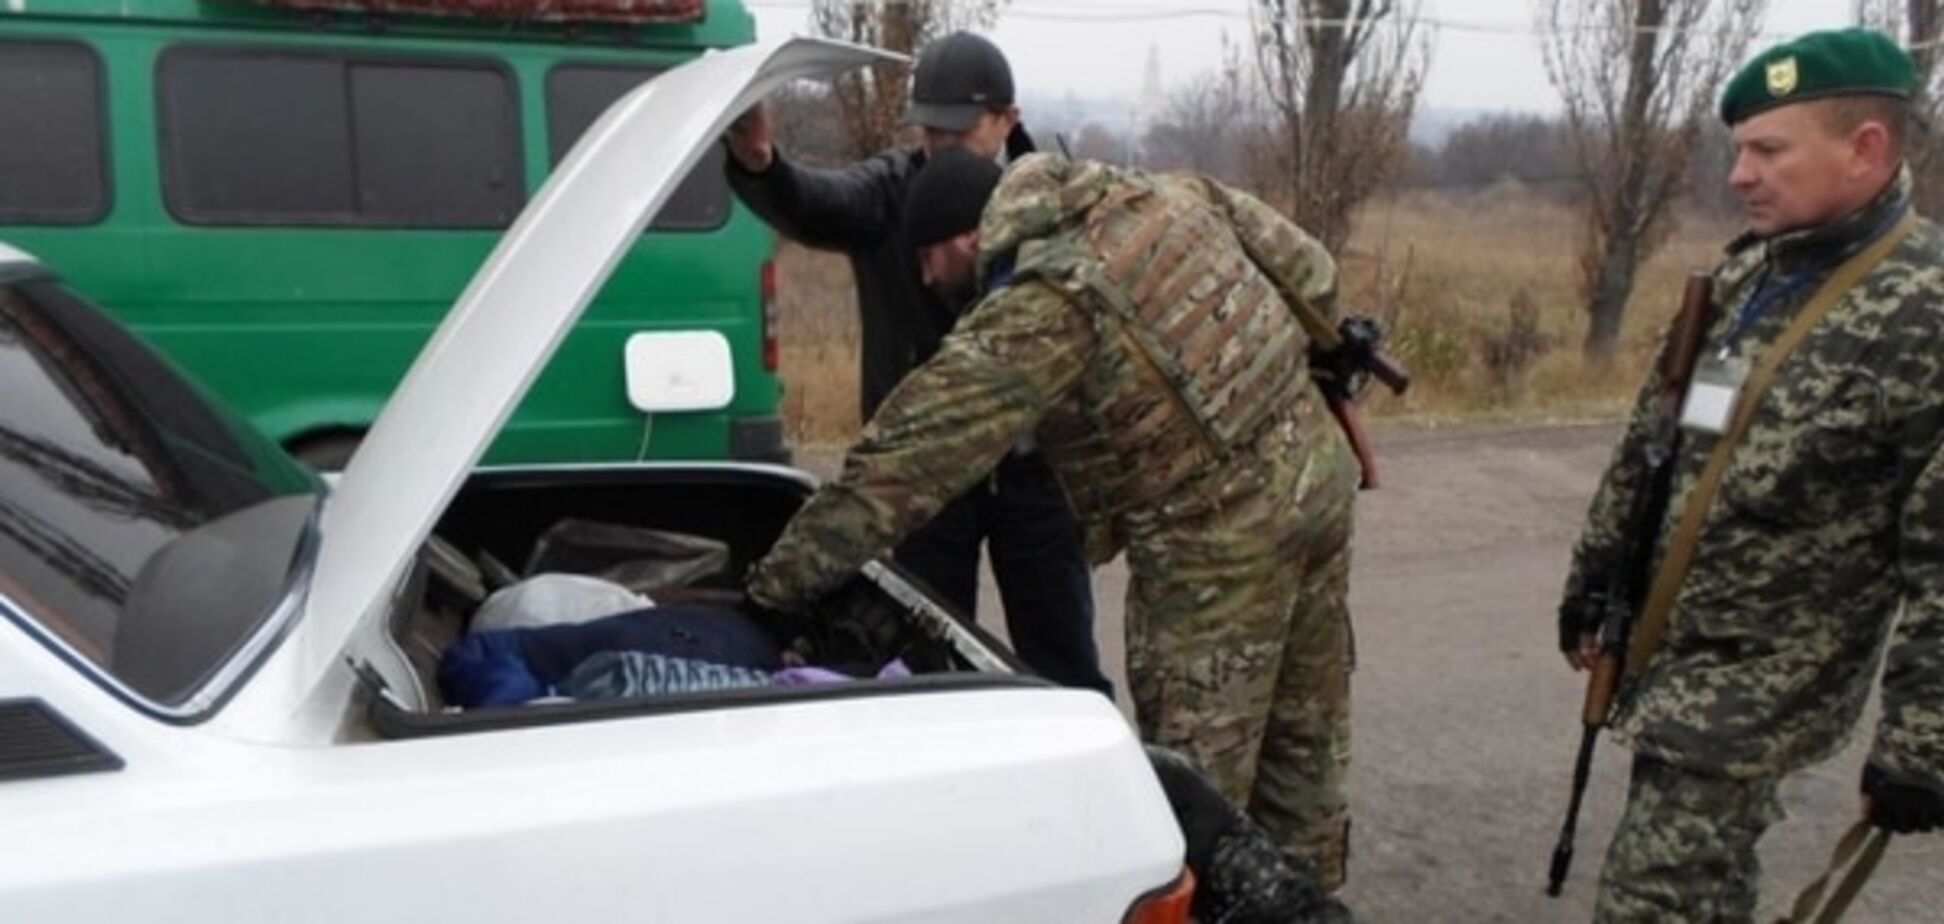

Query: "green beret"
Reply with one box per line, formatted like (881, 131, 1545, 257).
(1719, 28, 1916, 125)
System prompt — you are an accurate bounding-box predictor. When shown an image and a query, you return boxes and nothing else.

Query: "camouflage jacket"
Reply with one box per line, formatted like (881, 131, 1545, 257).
(1562, 171, 1944, 790)
(749, 155, 1340, 611)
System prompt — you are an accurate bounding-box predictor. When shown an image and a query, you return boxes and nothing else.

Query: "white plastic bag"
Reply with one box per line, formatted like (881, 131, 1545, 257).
(470, 572, 649, 634)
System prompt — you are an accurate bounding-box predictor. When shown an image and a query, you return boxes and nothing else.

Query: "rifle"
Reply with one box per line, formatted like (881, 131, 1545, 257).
(1545, 272, 1714, 896)
(1310, 315, 1411, 489)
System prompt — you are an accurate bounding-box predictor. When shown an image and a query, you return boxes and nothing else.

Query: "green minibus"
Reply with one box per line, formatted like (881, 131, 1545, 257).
(0, 0, 788, 467)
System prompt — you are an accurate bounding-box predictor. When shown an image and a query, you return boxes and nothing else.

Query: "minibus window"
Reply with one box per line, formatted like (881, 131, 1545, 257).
(159, 47, 523, 228)
(547, 64, 730, 231)
(0, 41, 108, 225)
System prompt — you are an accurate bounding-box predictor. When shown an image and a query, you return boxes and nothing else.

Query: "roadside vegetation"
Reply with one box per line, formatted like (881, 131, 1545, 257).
(772, 0, 1944, 446)
(775, 185, 1735, 446)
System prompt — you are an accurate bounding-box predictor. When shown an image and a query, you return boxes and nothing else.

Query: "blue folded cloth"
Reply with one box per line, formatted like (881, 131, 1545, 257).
(517, 604, 783, 680)
(564, 651, 772, 699)
(439, 604, 784, 708)
(437, 631, 547, 708)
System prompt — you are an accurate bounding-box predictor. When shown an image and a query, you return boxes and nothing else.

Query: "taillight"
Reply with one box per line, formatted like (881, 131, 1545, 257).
(1122, 868, 1194, 924)
(760, 257, 780, 373)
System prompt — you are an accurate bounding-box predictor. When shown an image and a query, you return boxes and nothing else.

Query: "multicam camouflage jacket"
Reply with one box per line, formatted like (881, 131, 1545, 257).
(1561, 170, 1944, 793)
(748, 154, 1338, 612)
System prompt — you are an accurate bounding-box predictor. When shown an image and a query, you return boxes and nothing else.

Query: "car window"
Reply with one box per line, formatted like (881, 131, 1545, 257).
(547, 64, 730, 231)
(158, 46, 524, 228)
(0, 274, 321, 711)
(0, 40, 109, 225)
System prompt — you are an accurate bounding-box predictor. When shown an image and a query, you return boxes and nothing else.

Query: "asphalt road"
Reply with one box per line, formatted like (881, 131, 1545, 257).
(804, 422, 1941, 921)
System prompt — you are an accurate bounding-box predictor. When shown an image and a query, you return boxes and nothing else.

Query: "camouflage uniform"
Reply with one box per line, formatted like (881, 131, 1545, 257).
(1560, 170, 1944, 921)
(749, 154, 1361, 886)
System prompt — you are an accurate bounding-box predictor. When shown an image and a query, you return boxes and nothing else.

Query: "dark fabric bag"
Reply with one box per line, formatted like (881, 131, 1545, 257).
(515, 605, 783, 682)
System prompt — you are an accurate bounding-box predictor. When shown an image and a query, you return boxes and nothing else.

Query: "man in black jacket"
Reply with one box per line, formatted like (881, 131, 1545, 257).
(722, 32, 1110, 695)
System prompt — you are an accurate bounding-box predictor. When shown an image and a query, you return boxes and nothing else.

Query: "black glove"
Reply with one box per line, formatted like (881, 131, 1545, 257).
(810, 576, 918, 673)
(1558, 592, 1604, 654)
(737, 595, 815, 661)
(1862, 763, 1944, 834)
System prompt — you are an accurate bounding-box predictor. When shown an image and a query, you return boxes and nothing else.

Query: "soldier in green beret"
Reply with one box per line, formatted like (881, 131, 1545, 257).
(1558, 27, 1944, 921)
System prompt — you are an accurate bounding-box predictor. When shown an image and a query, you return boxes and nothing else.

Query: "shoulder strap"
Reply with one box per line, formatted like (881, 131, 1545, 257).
(1624, 211, 1918, 676)
(1776, 820, 1892, 924)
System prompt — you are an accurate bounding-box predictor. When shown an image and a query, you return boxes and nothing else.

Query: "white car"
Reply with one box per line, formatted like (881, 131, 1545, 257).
(0, 37, 1187, 923)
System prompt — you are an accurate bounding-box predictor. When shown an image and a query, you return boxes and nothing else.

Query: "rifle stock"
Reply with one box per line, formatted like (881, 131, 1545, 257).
(1313, 315, 1408, 490)
(1326, 396, 1382, 490)
(1545, 271, 1714, 897)
(1662, 274, 1714, 405)
(1582, 652, 1622, 727)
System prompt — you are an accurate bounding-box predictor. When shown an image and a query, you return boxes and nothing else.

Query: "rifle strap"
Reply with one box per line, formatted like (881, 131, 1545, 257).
(1776, 820, 1891, 924)
(1623, 211, 1917, 677)
(1262, 263, 1340, 352)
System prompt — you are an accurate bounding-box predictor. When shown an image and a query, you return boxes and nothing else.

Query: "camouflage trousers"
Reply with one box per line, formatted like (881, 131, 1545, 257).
(1123, 413, 1359, 890)
(1593, 754, 1784, 923)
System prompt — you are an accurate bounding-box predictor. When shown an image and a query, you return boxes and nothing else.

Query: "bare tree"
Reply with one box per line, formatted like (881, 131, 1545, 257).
(1434, 113, 1576, 189)
(1542, 0, 1768, 362)
(1855, 1, 1944, 208)
(770, 81, 852, 165)
(1249, 0, 1432, 251)
(1142, 63, 1250, 180)
(810, 1, 1007, 157)
(1682, 122, 1743, 217)
(1073, 122, 1131, 164)
(1855, 1, 1943, 102)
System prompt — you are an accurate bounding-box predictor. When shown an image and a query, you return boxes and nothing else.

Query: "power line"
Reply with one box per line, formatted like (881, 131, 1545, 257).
(748, 1, 1944, 48)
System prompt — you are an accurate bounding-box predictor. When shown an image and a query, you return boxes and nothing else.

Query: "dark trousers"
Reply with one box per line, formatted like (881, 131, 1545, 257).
(893, 450, 1112, 697)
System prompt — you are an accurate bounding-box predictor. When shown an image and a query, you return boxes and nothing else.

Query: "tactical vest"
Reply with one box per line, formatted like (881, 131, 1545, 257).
(1011, 172, 1310, 525)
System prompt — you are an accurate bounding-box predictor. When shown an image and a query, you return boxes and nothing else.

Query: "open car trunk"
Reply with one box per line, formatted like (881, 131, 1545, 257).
(367, 465, 1038, 738)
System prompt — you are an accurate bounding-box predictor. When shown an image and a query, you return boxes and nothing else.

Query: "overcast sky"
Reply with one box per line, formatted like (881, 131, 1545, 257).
(748, 0, 1868, 114)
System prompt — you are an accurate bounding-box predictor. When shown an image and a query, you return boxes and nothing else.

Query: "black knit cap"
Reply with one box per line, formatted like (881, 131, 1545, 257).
(903, 147, 1003, 247)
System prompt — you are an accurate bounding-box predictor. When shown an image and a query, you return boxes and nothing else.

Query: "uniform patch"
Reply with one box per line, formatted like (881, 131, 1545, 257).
(1767, 56, 1799, 97)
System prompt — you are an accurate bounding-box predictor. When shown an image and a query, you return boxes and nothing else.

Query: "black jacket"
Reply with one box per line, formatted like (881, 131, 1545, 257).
(726, 147, 958, 417)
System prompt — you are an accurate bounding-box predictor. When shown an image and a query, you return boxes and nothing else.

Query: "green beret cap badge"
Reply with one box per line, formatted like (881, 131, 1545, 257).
(1720, 28, 1916, 125)
(1766, 56, 1798, 97)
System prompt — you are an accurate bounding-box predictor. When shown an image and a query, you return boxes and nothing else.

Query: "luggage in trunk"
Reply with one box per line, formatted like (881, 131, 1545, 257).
(368, 466, 1035, 739)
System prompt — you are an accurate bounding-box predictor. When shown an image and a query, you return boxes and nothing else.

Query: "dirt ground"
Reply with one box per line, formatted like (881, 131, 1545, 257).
(802, 421, 1941, 922)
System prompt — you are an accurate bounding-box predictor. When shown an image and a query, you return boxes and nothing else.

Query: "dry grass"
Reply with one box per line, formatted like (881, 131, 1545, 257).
(1342, 185, 1735, 422)
(773, 188, 1739, 445)
(772, 243, 862, 443)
